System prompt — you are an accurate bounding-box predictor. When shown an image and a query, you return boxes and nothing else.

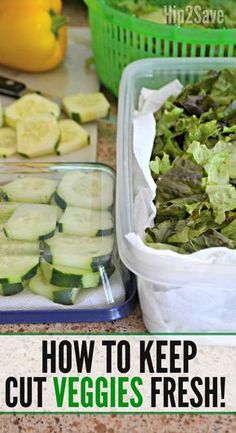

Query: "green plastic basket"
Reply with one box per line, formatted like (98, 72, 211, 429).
(85, 0, 236, 96)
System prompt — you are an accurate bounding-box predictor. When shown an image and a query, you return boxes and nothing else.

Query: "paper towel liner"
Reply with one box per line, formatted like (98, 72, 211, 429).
(126, 81, 236, 332)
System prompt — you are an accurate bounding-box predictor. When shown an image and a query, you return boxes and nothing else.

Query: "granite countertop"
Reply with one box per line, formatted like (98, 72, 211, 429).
(1, 1, 235, 432)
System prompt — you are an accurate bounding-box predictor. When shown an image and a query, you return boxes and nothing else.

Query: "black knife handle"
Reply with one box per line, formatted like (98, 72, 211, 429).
(0, 76, 26, 98)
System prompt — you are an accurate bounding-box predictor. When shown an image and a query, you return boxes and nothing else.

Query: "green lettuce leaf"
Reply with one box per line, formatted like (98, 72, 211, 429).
(224, 102, 236, 125)
(145, 220, 178, 244)
(206, 184, 236, 224)
(188, 120, 219, 144)
(205, 152, 229, 185)
(228, 145, 236, 179)
(150, 153, 171, 177)
(187, 140, 236, 222)
(156, 156, 203, 202)
(211, 69, 236, 105)
(155, 195, 206, 223)
(183, 229, 236, 252)
(221, 219, 236, 241)
(145, 242, 180, 253)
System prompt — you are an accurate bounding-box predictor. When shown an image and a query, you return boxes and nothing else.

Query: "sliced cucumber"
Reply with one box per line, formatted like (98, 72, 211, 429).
(5, 93, 60, 128)
(4, 204, 57, 241)
(40, 259, 110, 289)
(29, 269, 80, 305)
(17, 113, 60, 158)
(0, 100, 3, 128)
(50, 196, 64, 220)
(56, 119, 89, 155)
(1, 177, 57, 203)
(58, 207, 113, 237)
(62, 92, 110, 123)
(0, 127, 17, 157)
(43, 233, 114, 270)
(0, 238, 39, 256)
(0, 202, 20, 223)
(55, 171, 114, 210)
(0, 255, 38, 284)
(0, 282, 25, 296)
(40, 260, 100, 289)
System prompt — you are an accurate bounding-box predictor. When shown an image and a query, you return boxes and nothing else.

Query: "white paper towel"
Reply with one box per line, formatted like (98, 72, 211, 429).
(138, 81, 183, 113)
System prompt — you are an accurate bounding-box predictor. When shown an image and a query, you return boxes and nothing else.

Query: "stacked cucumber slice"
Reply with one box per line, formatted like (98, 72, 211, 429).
(4, 204, 58, 241)
(0, 170, 114, 305)
(58, 207, 113, 237)
(0, 91, 110, 159)
(55, 171, 114, 210)
(1, 177, 58, 203)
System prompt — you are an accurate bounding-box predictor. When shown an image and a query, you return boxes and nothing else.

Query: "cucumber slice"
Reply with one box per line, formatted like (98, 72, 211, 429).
(17, 113, 60, 158)
(0, 202, 20, 223)
(58, 207, 113, 237)
(0, 255, 39, 284)
(0, 282, 25, 296)
(29, 269, 80, 305)
(1, 177, 57, 203)
(4, 204, 57, 241)
(50, 196, 64, 219)
(5, 93, 60, 128)
(41, 260, 100, 289)
(0, 101, 3, 128)
(43, 233, 114, 270)
(0, 238, 39, 256)
(62, 92, 110, 123)
(56, 119, 89, 155)
(55, 171, 114, 210)
(0, 127, 17, 157)
(40, 259, 110, 289)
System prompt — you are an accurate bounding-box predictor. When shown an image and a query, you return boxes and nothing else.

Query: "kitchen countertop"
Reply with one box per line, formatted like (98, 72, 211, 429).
(1, 1, 235, 432)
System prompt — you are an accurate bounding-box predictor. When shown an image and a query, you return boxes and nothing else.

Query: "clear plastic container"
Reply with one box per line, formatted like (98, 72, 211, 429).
(116, 58, 236, 332)
(0, 163, 136, 324)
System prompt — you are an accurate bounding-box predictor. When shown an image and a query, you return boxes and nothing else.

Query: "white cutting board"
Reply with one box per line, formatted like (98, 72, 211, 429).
(0, 27, 99, 162)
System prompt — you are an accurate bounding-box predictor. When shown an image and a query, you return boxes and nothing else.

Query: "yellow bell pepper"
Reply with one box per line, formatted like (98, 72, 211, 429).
(0, 0, 62, 14)
(0, 5, 67, 72)
(51, 0, 63, 14)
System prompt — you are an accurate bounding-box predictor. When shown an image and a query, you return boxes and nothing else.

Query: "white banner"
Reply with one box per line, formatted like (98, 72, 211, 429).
(0, 334, 235, 413)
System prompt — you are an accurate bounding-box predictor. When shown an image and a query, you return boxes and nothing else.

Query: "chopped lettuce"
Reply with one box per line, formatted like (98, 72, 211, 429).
(221, 219, 236, 240)
(149, 152, 171, 177)
(156, 156, 203, 203)
(147, 68, 236, 253)
(206, 185, 236, 224)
